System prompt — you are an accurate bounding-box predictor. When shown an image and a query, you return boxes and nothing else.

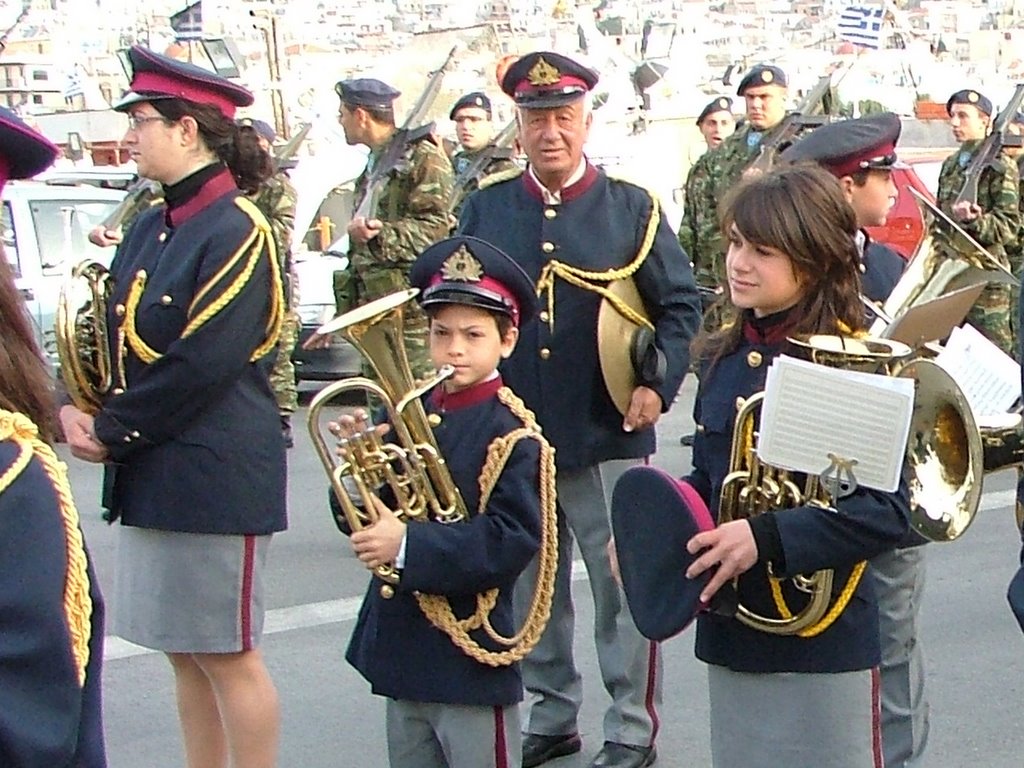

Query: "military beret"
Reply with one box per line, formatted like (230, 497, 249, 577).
(736, 64, 788, 96)
(335, 78, 400, 110)
(449, 92, 492, 120)
(409, 236, 537, 328)
(113, 45, 253, 118)
(780, 112, 901, 178)
(0, 107, 58, 193)
(697, 96, 733, 126)
(238, 117, 276, 143)
(500, 51, 599, 109)
(611, 466, 715, 641)
(946, 89, 992, 117)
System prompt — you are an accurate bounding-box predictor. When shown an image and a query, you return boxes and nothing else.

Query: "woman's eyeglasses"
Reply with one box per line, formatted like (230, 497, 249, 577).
(126, 114, 169, 131)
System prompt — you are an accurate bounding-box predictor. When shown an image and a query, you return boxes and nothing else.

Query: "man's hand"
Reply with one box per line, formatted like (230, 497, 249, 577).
(88, 226, 123, 248)
(951, 200, 982, 222)
(685, 520, 758, 604)
(59, 405, 109, 463)
(351, 497, 406, 570)
(622, 386, 663, 433)
(347, 216, 383, 244)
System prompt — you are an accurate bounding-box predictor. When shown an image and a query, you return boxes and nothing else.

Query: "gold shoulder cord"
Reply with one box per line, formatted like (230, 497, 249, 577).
(535, 178, 659, 333)
(415, 388, 559, 667)
(122, 198, 284, 366)
(0, 411, 91, 685)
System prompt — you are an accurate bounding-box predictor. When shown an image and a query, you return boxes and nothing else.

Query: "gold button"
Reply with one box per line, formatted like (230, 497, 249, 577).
(161, 295, 172, 305)
(541, 242, 555, 253)
(115, 303, 126, 316)
(123, 435, 132, 443)
(539, 347, 551, 359)
(544, 208, 557, 219)
(131, 430, 140, 438)
(136, 269, 147, 279)
(112, 387, 124, 395)
(696, 424, 706, 433)
(427, 413, 442, 427)
(858, 262, 866, 274)
(735, 396, 746, 412)
(158, 232, 167, 242)
(380, 584, 395, 599)
(747, 350, 763, 368)
(539, 310, 550, 322)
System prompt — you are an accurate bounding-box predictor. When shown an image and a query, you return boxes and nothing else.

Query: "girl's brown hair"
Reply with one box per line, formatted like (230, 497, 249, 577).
(692, 164, 865, 366)
(0, 253, 55, 441)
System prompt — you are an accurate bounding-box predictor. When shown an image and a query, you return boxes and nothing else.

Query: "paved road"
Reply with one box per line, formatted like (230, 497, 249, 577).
(70, 376, 1024, 768)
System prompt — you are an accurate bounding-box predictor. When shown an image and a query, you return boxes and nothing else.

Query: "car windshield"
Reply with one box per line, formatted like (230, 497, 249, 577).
(30, 198, 120, 273)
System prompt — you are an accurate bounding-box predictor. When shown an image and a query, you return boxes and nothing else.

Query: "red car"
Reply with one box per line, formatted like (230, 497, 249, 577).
(864, 156, 945, 259)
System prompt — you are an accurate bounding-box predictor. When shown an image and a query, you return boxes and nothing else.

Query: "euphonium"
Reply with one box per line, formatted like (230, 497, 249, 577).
(719, 334, 981, 635)
(55, 260, 115, 415)
(307, 288, 467, 584)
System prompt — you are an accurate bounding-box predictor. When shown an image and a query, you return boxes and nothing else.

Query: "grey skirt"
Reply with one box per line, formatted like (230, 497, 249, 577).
(114, 526, 271, 653)
(708, 665, 881, 768)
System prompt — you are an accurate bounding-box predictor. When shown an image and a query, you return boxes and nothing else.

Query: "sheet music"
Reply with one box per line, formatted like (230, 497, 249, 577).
(934, 325, 1020, 419)
(758, 356, 915, 493)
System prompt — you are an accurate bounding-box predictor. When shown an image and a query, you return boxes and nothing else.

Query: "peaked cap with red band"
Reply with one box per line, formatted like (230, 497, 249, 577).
(500, 51, 599, 109)
(409, 236, 537, 328)
(113, 45, 253, 118)
(780, 111, 901, 178)
(0, 106, 58, 194)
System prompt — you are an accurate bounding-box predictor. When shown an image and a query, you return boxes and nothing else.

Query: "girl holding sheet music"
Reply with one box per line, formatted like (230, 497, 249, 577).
(682, 165, 912, 768)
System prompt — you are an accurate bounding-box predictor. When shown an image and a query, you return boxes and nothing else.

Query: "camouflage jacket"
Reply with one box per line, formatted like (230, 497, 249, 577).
(349, 134, 453, 276)
(934, 139, 1020, 264)
(249, 170, 297, 272)
(677, 149, 715, 278)
(449, 146, 519, 220)
(685, 123, 768, 285)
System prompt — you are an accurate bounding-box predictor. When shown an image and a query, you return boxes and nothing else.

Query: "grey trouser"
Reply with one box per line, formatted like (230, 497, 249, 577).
(386, 699, 521, 768)
(870, 546, 929, 767)
(515, 459, 662, 747)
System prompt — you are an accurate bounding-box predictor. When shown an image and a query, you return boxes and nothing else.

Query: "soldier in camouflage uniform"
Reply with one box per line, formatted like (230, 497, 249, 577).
(448, 91, 519, 220)
(685, 65, 790, 299)
(1004, 112, 1024, 357)
(335, 78, 453, 379)
(935, 90, 1020, 355)
(241, 119, 300, 446)
(677, 96, 735, 278)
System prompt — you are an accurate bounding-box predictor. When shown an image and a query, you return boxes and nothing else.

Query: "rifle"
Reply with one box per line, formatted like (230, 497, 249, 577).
(100, 177, 163, 232)
(954, 83, 1024, 207)
(446, 118, 518, 215)
(744, 73, 837, 175)
(273, 121, 311, 171)
(351, 45, 458, 222)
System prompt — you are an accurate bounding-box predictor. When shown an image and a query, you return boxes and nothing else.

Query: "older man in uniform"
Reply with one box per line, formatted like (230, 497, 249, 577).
(686, 64, 790, 297)
(782, 114, 932, 768)
(677, 96, 735, 261)
(459, 51, 702, 768)
(448, 91, 518, 217)
(935, 89, 1020, 354)
(333, 77, 453, 377)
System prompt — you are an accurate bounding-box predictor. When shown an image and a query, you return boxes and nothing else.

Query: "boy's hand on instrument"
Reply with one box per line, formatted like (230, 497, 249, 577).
(685, 520, 758, 604)
(351, 496, 406, 570)
(622, 386, 662, 433)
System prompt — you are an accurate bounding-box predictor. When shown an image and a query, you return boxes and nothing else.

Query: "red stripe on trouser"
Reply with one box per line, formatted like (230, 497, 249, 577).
(644, 641, 660, 747)
(239, 535, 256, 651)
(493, 706, 508, 768)
(871, 667, 883, 768)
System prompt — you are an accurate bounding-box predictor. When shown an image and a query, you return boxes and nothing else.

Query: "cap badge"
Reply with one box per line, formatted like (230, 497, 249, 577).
(441, 245, 484, 282)
(718, 97, 729, 109)
(967, 91, 979, 103)
(762, 70, 774, 83)
(527, 57, 561, 87)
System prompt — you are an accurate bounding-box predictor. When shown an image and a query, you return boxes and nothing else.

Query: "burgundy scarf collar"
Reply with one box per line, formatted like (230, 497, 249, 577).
(429, 374, 503, 412)
(166, 167, 238, 228)
(522, 162, 599, 203)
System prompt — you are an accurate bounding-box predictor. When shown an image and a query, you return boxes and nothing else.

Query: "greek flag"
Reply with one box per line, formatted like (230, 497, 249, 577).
(63, 67, 83, 101)
(837, 5, 886, 49)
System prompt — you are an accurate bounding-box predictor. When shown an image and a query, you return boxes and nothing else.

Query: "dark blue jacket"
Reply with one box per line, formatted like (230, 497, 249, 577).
(0, 434, 106, 767)
(94, 168, 287, 535)
(686, 321, 911, 673)
(861, 232, 905, 304)
(459, 165, 702, 470)
(340, 378, 542, 705)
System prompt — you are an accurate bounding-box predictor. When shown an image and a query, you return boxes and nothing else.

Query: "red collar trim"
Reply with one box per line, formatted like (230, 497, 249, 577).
(522, 162, 599, 203)
(741, 312, 798, 346)
(167, 168, 238, 227)
(429, 374, 503, 412)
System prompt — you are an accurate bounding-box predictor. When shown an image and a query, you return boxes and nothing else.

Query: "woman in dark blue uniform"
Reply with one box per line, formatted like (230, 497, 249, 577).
(0, 108, 106, 767)
(59, 47, 285, 768)
(682, 166, 911, 767)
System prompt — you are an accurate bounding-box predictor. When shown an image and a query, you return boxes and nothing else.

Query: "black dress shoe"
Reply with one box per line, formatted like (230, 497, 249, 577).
(522, 733, 582, 768)
(587, 742, 657, 768)
(679, 432, 695, 447)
